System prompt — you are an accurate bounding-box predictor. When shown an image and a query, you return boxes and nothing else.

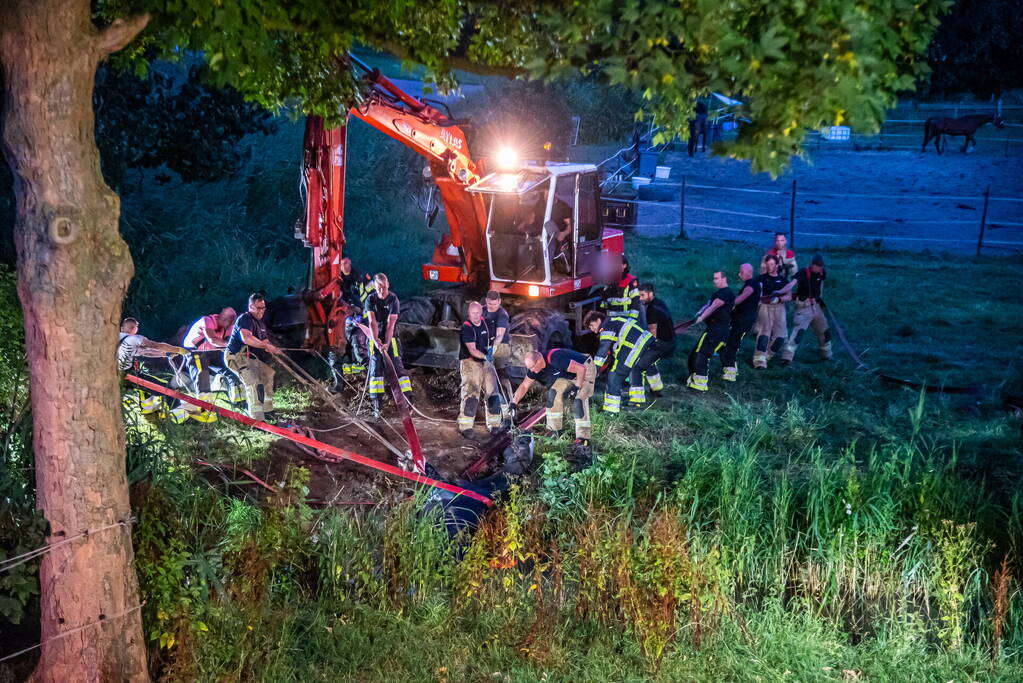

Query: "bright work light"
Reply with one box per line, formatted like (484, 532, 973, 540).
(496, 147, 518, 170)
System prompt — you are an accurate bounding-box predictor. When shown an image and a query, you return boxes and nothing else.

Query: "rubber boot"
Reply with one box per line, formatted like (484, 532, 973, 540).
(371, 398, 382, 422)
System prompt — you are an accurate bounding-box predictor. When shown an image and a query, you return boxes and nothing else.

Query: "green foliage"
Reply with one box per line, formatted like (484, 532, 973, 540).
(95, 0, 948, 175)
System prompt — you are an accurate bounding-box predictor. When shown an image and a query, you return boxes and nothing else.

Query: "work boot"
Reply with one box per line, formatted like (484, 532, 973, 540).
(371, 399, 382, 422)
(567, 439, 593, 470)
(460, 428, 477, 440)
(722, 366, 737, 382)
(686, 374, 709, 392)
(780, 358, 792, 367)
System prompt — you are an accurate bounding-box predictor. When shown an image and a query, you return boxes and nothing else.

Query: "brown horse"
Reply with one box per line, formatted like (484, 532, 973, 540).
(921, 113, 1004, 154)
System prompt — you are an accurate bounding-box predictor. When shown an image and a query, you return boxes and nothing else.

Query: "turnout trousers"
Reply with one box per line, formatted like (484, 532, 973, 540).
(781, 300, 832, 362)
(458, 359, 505, 432)
(720, 313, 757, 379)
(604, 342, 662, 412)
(686, 326, 728, 391)
(368, 337, 412, 398)
(547, 359, 597, 440)
(187, 349, 237, 395)
(642, 339, 675, 394)
(224, 350, 275, 420)
(753, 302, 788, 368)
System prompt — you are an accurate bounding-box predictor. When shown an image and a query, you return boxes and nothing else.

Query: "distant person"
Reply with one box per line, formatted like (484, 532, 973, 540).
(781, 255, 832, 365)
(457, 302, 505, 438)
(337, 257, 374, 380)
(575, 310, 601, 357)
(509, 348, 596, 448)
(684, 270, 734, 392)
(225, 293, 281, 421)
(601, 254, 642, 323)
(365, 273, 413, 419)
(483, 290, 513, 399)
(753, 254, 794, 369)
(720, 264, 761, 382)
(183, 307, 238, 407)
(638, 283, 675, 395)
(761, 232, 798, 278)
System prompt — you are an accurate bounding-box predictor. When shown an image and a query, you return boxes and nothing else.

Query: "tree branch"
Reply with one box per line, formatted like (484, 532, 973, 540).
(380, 42, 525, 80)
(95, 14, 150, 60)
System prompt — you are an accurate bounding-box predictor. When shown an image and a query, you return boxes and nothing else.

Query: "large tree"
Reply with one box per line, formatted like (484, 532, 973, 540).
(0, 0, 944, 679)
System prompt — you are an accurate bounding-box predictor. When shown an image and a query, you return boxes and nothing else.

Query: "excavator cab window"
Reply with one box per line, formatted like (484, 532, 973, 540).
(485, 181, 551, 282)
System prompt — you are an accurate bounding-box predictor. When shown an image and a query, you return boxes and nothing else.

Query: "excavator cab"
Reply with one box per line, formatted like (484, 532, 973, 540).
(469, 163, 608, 296)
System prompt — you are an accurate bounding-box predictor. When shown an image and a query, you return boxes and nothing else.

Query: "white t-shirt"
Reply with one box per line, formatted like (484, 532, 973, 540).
(117, 333, 146, 371)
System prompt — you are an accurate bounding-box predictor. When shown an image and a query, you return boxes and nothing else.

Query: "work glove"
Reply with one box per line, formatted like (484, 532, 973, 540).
(565, 385, 579, 402)
(507, 402, 518, 423)
(485, 346, 494, 363)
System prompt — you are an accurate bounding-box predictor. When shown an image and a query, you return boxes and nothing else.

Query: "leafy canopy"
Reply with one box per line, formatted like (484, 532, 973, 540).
(101, 0, 948, 174)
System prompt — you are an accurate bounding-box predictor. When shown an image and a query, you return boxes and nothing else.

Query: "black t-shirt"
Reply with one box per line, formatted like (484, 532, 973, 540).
(366, 292, 400, 327)
(705, 287, 735, 330)
(482, 306, 510, 343)
(459, 320, 490, 361)
(227, 312, 270, 361)
(527, 348, 588, 385)
(758, 272, 789, 298)
(733, 277, 762, 320)
(794, 268, 826, 301)
(552, 199, 572, 228)
(645, 297, 675, 343)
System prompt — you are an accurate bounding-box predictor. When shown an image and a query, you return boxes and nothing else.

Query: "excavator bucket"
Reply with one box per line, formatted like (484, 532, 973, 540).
(397, 323, 535, 374)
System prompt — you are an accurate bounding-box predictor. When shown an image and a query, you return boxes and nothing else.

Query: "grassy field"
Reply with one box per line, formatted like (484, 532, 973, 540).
(34, 238, 1015, 682)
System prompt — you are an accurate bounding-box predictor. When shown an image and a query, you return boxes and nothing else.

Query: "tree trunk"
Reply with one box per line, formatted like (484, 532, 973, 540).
(0, 1, 149, 680)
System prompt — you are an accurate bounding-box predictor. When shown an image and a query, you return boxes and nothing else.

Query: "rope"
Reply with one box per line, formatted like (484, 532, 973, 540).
(1, 519, 135, 574)
(0, 601, 145, 664)
(124, 374, 492, 505)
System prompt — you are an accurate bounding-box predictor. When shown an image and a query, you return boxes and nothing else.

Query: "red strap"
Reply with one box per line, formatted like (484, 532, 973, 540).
(124, 374, 492, 506)
(546, 348, 559, 364)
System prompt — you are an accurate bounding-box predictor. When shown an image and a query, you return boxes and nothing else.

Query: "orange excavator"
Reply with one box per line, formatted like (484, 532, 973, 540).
(288, 55, 626, 367)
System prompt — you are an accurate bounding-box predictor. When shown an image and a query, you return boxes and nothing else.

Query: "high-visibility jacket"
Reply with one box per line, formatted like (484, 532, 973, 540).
(601, 274, 641, 321)
(594, 316, 652, 371)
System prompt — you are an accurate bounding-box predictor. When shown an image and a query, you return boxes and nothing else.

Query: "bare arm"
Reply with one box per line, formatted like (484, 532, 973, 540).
(511, 377, 535, 404)
(465, 341, 486, 361)
(240, 328, 280, 355)
(139, 339, 187, 356)
(733, 285, 754, 308)
(566, 359, 588, 390)
(696, 298, 724, 323)
(368, 312, 381, 343)
(493, 325, 507, 347)
(384, 313, 398, 346)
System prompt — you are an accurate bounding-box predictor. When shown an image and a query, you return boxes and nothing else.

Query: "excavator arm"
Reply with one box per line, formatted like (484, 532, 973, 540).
(301, 61, 490, 349)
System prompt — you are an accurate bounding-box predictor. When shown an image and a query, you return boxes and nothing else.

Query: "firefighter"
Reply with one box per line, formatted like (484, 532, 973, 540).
(339, 257, 374, 309)
(638, 283, 675, 395)
(685, 270, 735, 392)
(338, 257, 374, 378)
(182, 307, 238, 415)
(482, 290, 513, 399)
(509, 348, 596, 446)
(601, 255, 642, 323)
(781, 255, 832, 365)
(365, 273, 412, 419)
(118, 318, 190, 416)
(720, 264, 762, 382)
(753, 254, 795, 369)
(224, 293, 282, 421)
(587, 310, 655, 412)
(458, 302, 505, 438)
(761, 232, 798, 278)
